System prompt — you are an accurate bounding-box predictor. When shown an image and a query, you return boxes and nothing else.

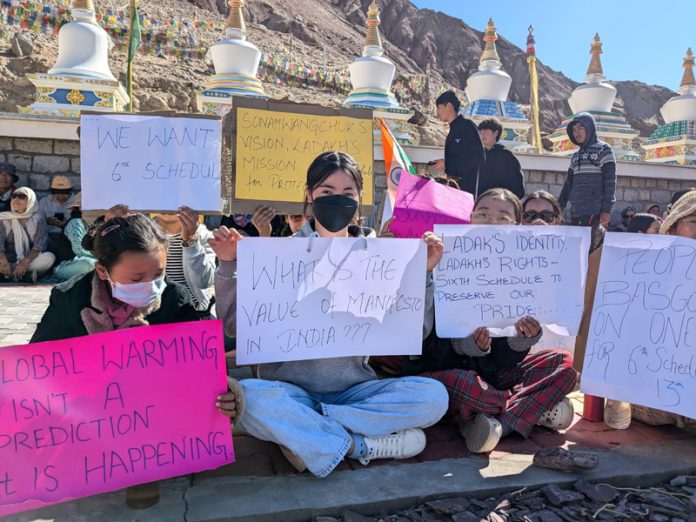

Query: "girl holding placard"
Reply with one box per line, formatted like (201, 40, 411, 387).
(211, 151, 449, 477)
(418, 189, 578, 453)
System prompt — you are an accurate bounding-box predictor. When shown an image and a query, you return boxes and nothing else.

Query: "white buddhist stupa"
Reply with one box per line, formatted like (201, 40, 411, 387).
(344, 1, 413, 144)
(19, 0, 128, 117)
(642, 48, 696, 165)
(463, 19, 531, 152)
(197, 0, 267, 115)
(548, 34, 640, 161)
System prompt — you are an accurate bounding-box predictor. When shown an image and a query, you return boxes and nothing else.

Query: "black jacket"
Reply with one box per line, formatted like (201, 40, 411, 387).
(477, 144, 525, 199)
(30, 272, 199, 343)
(444, 115, 486, 197)
(402, 327, 530, 390)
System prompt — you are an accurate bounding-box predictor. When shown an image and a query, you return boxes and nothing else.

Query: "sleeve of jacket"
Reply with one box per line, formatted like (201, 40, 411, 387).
(448, 119, 485, 174)
(506, 331, 542, 352)
(558, 167, 574, 210)
(30, 288, 71, 343)
(507, 151, 525, 199)
(451, 335, 491, 357)
(600, 147, 617, 214)
(215, 261, 237, 338)
(182, 225, 216, 290)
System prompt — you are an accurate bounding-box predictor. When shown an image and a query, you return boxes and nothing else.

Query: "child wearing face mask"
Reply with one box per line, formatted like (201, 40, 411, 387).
(211, 151, 449, 477)
(31, 213, 199, 342)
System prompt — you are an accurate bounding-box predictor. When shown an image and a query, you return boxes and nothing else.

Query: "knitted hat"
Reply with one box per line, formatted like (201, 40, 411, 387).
(0, 162, 18, 183)
(660, 190, 696, 234)
(51, 175, 72, 190)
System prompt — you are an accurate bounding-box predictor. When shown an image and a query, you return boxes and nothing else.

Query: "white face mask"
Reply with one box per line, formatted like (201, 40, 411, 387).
(110, 277, 167, 308)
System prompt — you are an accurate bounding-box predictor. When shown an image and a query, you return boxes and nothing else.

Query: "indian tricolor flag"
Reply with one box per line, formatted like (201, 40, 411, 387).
(379, 118, 416, 229)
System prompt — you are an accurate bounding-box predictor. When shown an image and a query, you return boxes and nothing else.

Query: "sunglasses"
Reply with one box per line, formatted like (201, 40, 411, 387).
(51, 189, 72, 195)
(522, 211, 558, 224)
(10, 193, 27, 200)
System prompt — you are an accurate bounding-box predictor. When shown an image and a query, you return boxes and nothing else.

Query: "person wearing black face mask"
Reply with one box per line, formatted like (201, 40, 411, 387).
(53, 192, 97, 281)
(211, 151, 450, 477)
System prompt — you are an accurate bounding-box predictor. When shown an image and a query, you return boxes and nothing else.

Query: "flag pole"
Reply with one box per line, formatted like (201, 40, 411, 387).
(126, 0, 137, 112)
(526, 26, 544, 154)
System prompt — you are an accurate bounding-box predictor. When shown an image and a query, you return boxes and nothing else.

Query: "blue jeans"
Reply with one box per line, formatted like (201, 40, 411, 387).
(238, 377, 449, 477)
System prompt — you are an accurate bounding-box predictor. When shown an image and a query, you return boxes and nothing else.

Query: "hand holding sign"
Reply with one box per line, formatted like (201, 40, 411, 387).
(209, 226, 244, 262)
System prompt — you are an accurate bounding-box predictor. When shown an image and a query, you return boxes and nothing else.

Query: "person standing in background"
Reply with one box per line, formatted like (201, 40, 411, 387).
(430, 91, 485, 197)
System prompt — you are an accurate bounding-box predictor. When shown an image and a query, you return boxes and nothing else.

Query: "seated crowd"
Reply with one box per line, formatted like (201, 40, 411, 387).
(3, 148, 696, 507)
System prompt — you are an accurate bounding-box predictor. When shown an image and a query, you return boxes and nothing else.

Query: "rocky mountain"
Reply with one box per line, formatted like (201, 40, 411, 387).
(0, 0, 677, 143)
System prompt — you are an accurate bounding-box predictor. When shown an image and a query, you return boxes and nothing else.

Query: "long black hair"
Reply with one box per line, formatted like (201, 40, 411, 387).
(82, 213, 167, 269)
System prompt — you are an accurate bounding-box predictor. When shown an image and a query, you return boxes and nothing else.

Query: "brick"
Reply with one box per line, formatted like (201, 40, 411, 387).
(650, 189, 671, 204)
(623, 188, 639, 202)
(525, 182, 549, 193)
(543, 172, 557, 184)
(54, 140, 81, 156)
(638, 189, 651, 201)
(6, 154, 32, 171)
(28, 173, 52, 191)
(15, 138, 53, 154)
(71, 157, 81, 174)
(630, 177, 645, 188)
(527, 171, 544, 182)
(32, 155, 70, 174)
(0, 137, 13, 151)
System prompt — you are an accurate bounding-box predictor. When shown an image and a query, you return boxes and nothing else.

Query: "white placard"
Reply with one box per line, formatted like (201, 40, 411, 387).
(80, 114, 223, 212)
(580, 233, 696, 418)
(236, 237, 427, 364)
(531, 325, 576, 356)
(433, 225, 590, 338)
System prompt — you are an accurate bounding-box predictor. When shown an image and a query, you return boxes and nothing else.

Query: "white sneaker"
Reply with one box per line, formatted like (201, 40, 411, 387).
(537, 397, 574, 431)
(359, 428, 426, 465)
(459, 414, 502, 453)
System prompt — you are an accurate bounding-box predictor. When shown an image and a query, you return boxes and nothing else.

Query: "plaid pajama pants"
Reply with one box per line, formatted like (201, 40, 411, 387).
(426, 349, 577, 437)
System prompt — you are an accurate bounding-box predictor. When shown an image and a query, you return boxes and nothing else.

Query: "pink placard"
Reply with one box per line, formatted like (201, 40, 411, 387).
(389, 173, 473, 238)
(0, 320, 234, 516)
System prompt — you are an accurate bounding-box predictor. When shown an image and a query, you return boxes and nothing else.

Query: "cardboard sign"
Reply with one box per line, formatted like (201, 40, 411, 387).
(531, 325, 577, 356)
(80, 112, 225, 213)
(236, 237, 426, 364)
(0, 321, 233, 516)
(389, 173, 473, 238)
(225, 98, 374, 214)
(433, 225, 590, 338)
(580, 233, 696, 418)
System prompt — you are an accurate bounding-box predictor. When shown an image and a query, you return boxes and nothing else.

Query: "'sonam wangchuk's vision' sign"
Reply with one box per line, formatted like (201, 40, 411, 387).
(0, 321, 234, 516)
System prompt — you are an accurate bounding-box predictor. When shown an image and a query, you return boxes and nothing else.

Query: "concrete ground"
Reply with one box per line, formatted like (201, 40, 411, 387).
(2, 284, 696, 521)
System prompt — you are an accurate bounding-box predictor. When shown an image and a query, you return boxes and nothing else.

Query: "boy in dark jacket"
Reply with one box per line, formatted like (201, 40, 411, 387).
(558, 113, 616, 228)
(431, 91, 486, 197)
(477, 119, 525, 198)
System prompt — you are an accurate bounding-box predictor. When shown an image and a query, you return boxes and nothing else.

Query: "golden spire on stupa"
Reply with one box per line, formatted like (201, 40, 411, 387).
(480, 18, 500, 63)
(586, 33, 604, 76)
(226, 0, 246, 33)
(365, 1, 383, 49)
(73, 0, 95, 10)
(680, 47, 695, 89)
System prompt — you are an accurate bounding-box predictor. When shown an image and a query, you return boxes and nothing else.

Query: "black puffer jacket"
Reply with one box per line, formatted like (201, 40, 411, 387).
(31, 271, 199, 343)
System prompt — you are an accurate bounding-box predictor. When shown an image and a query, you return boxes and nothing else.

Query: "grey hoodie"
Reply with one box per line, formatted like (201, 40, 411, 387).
(558, 112, 617, 217)
(215, 220, 435, 393)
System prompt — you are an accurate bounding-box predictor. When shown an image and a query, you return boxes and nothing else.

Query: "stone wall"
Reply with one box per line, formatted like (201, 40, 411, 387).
(0, 136, 81, 198)
(524, 170, 696, 216)
(1, 123, 695, 222)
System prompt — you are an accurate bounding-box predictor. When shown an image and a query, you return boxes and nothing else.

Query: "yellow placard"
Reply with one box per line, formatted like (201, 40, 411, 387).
(235, 108, 374, 205)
